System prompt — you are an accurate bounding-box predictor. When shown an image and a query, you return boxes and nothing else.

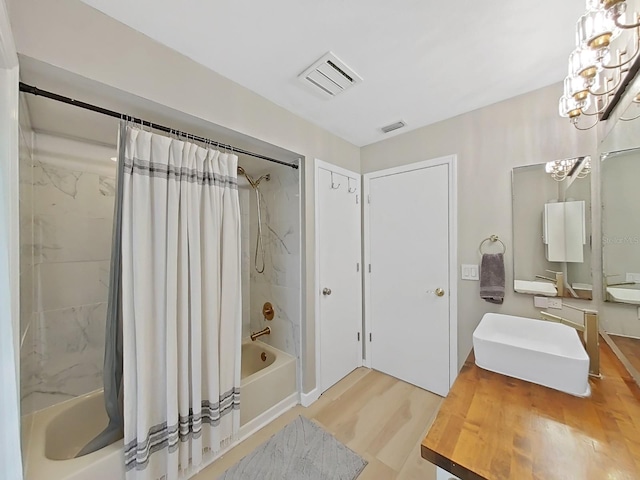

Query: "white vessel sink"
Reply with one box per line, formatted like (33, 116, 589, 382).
(607, 287, 640, 305)
(473, 313, 590, 397)
(514, 280, 557, 296)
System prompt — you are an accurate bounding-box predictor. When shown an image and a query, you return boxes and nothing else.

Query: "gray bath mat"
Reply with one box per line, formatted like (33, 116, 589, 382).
(218, 415, 367, 480)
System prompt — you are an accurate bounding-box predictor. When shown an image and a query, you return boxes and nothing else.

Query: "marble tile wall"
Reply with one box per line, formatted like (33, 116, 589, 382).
(21, 141, 300, 413)
(18, 123, 35, 414)
(244, 165, 301, 361)
(239, 187, 251, 339)
(20, 135, 116, 415)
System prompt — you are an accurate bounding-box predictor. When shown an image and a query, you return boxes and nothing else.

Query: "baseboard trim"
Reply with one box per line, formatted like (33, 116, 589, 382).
(238, 392, 298, 439)
(300, 388, 320, 407)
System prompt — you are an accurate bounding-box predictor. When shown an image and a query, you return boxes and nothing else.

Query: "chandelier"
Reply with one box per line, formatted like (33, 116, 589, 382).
(559, 0, 640, 130)
(545, 156, 592, 181)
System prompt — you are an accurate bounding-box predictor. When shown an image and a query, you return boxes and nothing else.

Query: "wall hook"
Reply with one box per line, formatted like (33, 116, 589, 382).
(331, 171, 341, 189)
(347, 177, 357, 193)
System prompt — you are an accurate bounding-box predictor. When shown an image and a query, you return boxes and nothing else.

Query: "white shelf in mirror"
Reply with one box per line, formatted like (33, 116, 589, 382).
(514, 280, 558, 296)
(606, 287, 640, 305)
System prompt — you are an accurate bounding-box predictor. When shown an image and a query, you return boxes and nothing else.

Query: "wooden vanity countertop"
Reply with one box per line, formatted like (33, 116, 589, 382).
(421, 340, 640, 480)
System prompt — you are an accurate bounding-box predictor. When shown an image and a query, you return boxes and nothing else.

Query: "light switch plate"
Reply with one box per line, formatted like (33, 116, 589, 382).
(461, 264, 479, 281)
(548, 298, 563, 309)
(534, 296, 549, 308)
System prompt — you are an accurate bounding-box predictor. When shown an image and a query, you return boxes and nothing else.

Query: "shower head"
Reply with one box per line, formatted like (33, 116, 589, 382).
(237, 166, 270, 190)
(255, 173, 271, 187)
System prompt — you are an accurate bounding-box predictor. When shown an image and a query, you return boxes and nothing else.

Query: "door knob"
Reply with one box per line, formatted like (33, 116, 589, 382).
(435, 288, 445, 297)
(322, 288, 332, 296)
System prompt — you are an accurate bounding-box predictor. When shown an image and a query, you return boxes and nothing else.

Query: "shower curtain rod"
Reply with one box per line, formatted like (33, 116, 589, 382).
(19, 82, 299, 170)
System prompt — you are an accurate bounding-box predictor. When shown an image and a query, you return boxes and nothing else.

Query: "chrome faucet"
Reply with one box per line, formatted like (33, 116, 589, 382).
(535, 270, 565, 297)
(250, 326, 271, 341)
(540, 303, 599, 377)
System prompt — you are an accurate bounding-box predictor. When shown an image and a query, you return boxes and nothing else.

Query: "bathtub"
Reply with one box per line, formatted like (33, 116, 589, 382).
(21, 390, 124, 480)
(22, 340, 297, 479)
(239, 339, 297, 427)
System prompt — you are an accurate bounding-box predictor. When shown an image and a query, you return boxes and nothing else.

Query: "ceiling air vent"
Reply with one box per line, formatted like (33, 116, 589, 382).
(298, 52, 363, 98)
(381, 120, 406, 134)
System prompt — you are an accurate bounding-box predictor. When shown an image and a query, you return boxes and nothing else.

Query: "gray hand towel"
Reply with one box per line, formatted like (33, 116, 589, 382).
(480, 253, 505, 304)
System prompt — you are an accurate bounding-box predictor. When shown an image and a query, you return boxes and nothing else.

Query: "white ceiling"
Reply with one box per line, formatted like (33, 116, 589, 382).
(80, 0, 584, 147)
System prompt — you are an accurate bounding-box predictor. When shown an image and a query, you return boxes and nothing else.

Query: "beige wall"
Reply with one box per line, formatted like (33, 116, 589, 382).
(8, 0, 361, 393)
(362, 83, 599, 367)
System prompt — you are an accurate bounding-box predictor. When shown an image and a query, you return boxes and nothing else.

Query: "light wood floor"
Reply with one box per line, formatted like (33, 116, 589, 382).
(194, 368, 442, 480)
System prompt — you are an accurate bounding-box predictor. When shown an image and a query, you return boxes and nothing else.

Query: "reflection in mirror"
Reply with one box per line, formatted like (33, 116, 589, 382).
(512, 158, 592, 299)
(599, 81, 640, 385)
(601, 148, 640, 305)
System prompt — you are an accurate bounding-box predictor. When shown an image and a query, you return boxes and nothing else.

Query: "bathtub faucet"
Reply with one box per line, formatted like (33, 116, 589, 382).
(250, 326, 271, 341)
(540, 304, 599, 377)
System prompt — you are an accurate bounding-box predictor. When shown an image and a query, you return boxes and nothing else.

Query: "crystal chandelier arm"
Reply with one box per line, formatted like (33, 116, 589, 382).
(602, 39, 640, 69)
(581, 104, 609, 115)
(580, 96, 610, 116)
(572, 116, 599, 130)
(614, 15, 640, 30)
(588, 72, 623, 96)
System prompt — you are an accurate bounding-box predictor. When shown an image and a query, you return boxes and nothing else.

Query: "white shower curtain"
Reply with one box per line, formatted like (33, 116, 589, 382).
(121, 127, 241, 480)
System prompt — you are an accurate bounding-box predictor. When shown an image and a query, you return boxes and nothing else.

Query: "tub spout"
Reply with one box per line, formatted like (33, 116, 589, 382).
(250, 326, 271, 341)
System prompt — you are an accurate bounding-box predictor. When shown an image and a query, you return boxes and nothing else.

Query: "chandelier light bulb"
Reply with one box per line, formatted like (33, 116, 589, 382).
(569, 48, 599, 78)
(559, 95, 584, 118)
(605, 0, 627, 17)
(564, 75, 591, 101)
(577, 9, 618, 50)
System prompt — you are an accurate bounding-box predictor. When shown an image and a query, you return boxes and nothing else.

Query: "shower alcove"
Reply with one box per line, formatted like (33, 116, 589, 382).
(18, 57, 303, 479)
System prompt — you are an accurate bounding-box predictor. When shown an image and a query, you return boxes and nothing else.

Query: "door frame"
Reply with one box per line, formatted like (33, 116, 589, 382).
(313, 158, 363, 399)
(0, 1, 23, 478)
(362, 155, 458, 390)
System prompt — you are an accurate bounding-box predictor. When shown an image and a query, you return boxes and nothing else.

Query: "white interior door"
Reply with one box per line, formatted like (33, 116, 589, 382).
(367, 161, 452, 396)
(317, 162, 362, 393)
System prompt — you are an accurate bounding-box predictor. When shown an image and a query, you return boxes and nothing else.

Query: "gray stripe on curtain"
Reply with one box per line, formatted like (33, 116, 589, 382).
(123, 389, 241, 471)
(123, 157, 238, 188)
(75, 120, 126, 457)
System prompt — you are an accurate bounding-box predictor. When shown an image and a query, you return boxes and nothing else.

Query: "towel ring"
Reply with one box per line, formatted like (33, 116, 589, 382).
(479, 235, 506, 256)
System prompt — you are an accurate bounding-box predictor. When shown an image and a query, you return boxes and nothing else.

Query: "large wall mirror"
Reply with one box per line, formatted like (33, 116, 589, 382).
(599, 75, 640, 383)
(512, 159, 592, 299)
(602, 148, 640, 306)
